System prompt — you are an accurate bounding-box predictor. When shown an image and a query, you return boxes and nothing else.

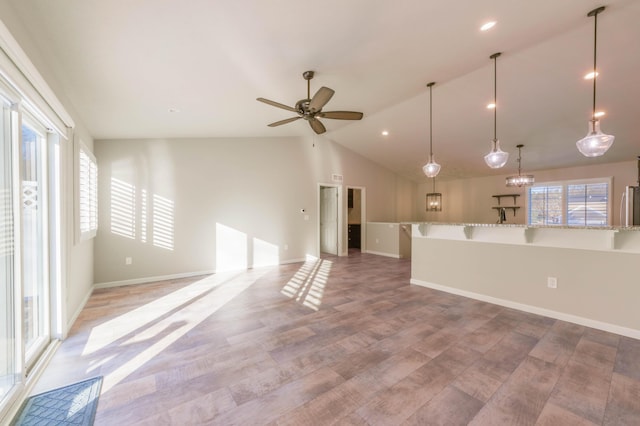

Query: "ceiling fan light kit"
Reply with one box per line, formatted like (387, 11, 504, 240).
(576, 6, 615, 157)
(257, 70, 363, 135)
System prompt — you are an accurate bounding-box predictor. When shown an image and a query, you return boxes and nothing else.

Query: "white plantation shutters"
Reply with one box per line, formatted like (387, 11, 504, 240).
(79, 146, 97, 238)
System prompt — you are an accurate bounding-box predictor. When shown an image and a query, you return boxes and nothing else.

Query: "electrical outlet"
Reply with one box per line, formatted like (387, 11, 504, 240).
(125, 257, 133, 265)
(284, 244, 288, 251)
(547, 276, 557, 289)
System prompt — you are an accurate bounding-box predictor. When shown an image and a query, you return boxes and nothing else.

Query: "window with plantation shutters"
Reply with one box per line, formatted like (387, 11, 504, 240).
(79, 145, 97, 239)
(527, 178, 611, 227)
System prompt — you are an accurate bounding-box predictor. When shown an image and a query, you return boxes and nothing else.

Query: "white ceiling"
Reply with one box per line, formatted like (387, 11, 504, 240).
(6, 0, 640, 182)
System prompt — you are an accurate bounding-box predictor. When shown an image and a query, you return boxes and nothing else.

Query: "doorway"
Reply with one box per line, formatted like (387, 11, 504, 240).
(319, 184, 340, 256)
(347, 187, 365, 254)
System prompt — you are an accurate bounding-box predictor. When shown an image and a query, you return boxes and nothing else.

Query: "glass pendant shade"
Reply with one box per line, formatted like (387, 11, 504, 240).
(426, 192, 442, 212)
(576, 119, 615, 157)
(577, 7, 614, 157)
(422, 155, 441, 178)
(484, 139, 509, 169)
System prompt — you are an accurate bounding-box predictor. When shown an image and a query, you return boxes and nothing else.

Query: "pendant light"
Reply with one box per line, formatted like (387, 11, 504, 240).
(426, 177, 442, 212)
(576, 6, 614, 157)
(484, 52, 509, 169)
(506, 144, 534, 187)
(422, 82, 441, 177)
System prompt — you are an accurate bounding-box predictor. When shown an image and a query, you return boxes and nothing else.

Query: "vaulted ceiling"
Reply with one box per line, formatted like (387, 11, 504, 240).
(5, 0, 639, 182)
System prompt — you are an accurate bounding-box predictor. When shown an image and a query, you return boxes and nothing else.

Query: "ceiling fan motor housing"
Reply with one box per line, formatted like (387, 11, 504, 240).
(295, 99, 314, 119)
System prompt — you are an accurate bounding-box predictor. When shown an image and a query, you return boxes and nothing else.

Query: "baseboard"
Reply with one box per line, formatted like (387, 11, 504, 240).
(94, 258, 309, 290)
(410, 278, 640, 340)
(66, 286, 93, 334)
(94, 270, 217, 289)
(364, 250, 401, 259)
(279, 257, 307, 265)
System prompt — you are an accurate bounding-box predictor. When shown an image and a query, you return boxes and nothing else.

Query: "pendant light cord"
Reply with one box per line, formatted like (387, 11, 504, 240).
(494, 55, 497, 141)
(427, 82, 435, 157)
(517, 145, 522, 176)
(587, 7, 605, 119)
(592, 9, 598, 118)
(490, 53, 501, 143)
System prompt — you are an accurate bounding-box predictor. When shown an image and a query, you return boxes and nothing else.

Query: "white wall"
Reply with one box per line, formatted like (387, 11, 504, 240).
(417, 160, 639, 225)
(94, 136, 417, 284)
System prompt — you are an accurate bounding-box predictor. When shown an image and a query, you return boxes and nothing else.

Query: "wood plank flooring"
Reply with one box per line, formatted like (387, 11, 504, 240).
(32, 251, 640, 425)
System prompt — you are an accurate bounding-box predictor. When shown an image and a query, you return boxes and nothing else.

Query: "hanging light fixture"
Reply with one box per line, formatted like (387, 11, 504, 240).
(484, 52, 509, 169)
(506, 144, 535, 187)
(576, 6, 614, 157)
(422, 82, 441, 177)
(426, 177, 442, 212)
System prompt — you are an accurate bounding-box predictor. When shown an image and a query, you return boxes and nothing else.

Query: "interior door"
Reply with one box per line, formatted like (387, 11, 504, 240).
(320, 186, 338, 255)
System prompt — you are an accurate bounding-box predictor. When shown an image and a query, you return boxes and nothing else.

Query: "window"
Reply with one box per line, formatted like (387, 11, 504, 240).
(78, 140, 97, 240)
(528, 178, 611, 227)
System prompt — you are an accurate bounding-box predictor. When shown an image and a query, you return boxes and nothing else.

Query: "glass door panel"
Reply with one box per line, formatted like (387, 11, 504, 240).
(21, 121, 49, 366)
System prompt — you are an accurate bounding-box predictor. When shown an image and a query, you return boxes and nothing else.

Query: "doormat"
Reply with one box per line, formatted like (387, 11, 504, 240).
(12, 376, 103, 426)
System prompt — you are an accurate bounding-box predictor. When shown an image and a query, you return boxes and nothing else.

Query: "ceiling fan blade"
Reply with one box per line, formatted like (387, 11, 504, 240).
(268, 116, 301, 127)
(309, 87, 335, 112)
(257, 97, 298, 113)
(318, 111, 364, 120)
(309, 118, 326, 134)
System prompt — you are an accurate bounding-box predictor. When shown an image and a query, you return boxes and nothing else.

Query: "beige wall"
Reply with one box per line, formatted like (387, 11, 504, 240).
(418, 160, 639, 225)
(366, 222, 411, 258)
(94, 136, 417, 284)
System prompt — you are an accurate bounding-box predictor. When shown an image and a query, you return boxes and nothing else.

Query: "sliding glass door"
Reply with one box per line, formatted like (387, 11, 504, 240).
(0, 103, 59, 414)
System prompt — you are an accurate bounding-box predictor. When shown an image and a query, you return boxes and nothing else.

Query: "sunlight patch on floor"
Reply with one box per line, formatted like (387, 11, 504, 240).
(280, 257, 332, 310)
(83, 269, 269, 393)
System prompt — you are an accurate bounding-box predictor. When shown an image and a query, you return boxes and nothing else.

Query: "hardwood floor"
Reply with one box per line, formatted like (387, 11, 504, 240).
(33, 251, 640, 425)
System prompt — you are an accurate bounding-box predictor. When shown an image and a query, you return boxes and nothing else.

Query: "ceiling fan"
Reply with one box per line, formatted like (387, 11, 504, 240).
(257, 71, 364, 135)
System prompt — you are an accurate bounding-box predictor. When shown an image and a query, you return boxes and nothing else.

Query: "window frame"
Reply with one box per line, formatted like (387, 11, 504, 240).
(527, 177, 613, 227)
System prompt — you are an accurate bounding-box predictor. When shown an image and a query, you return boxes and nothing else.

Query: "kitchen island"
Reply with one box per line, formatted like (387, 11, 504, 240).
(411, 223, 640, 338)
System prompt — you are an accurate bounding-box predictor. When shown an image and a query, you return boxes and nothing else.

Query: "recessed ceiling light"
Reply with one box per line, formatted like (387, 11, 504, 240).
(168, 107, 181, 113)
(480, 21, 496, 31)
(594, 111, 605, 118)
(486, 103, 496, 109)
(584, 71, 599, 79)
(381, 130, 389, 136)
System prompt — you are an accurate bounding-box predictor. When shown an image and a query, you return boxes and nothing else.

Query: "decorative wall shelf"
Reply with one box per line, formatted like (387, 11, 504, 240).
(492, 194, 520, 217)
(492, 194, 520, 205)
